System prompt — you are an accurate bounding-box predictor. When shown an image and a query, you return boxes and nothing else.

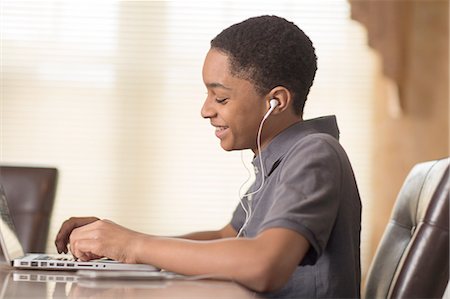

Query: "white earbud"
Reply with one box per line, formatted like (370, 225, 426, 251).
(263, 99, 279, 120)
(269, 99, 279, 109)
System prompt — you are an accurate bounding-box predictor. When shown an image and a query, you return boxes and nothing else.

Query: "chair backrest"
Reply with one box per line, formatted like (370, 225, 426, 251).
(364, 158, 449, 298)
(0, 166, 58, 253)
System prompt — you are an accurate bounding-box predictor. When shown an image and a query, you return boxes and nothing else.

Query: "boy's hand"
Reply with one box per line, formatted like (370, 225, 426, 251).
(69, 219, 142, 263)
(55, 217, 99, 254)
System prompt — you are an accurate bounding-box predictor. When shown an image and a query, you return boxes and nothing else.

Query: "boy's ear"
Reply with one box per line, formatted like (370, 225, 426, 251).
(267, 86, 293, 114)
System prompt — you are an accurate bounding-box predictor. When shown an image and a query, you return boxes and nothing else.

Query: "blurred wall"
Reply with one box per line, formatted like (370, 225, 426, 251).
(351, 0, 449, 261)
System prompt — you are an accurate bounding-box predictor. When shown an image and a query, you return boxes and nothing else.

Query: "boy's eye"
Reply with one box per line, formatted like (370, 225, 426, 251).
(216, 98, 228, 104)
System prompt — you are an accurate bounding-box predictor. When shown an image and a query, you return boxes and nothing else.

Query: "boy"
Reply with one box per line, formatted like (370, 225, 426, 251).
(55, 15, 361, 298)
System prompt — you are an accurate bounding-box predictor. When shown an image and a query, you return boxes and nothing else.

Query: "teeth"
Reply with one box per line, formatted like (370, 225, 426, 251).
(215, 126, 227, 131)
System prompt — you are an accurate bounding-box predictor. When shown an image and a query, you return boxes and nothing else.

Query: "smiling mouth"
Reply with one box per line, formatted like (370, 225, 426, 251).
(215, 126, 228, 132)
(214, 126, 229, 138)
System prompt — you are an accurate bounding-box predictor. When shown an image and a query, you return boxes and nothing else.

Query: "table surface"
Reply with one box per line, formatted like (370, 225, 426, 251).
(0, 264, 259, 299)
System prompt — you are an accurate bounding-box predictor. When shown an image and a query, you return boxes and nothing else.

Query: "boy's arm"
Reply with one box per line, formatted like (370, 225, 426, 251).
(176, 223, 238, 240)
(68, 220, 309, 293)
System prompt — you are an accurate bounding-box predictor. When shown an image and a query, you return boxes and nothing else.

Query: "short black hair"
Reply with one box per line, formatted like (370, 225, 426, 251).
(211, 15, 317, 116)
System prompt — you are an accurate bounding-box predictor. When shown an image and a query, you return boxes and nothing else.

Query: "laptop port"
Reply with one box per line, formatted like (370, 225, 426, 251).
(49, 263, 54, 266)
(31, 262, 38, 267)
(78, 264, 93, 267)
(56, 263, 64, 266)
(67, 263, 74, 267)
(41, 262, 47, 267)
(20, 262, 28, 266)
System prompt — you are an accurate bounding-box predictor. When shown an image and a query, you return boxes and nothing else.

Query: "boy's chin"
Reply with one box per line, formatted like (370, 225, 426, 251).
(220, 145, 234, 152)
(220, 142, 248, 152)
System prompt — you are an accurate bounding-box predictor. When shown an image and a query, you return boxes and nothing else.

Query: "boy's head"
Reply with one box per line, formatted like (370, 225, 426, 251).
(210, 15, 317, 117)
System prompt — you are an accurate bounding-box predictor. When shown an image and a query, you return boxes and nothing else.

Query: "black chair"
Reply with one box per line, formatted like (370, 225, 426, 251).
(364, 158, 449, 298)
(0, 166, 58, 253)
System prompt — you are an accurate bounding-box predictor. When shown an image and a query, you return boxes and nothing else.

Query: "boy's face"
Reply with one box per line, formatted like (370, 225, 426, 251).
(201, 49, 267, 152)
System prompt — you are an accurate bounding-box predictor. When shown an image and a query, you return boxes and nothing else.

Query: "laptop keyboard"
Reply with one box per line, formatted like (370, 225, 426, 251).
(34, 255, 75, 262)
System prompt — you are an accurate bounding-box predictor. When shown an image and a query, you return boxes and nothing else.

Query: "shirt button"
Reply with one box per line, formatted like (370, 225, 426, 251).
(254, 166, 259, 174)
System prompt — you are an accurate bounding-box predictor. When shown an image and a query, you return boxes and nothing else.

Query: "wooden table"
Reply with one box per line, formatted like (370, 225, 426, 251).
(0, 265, 259, 299)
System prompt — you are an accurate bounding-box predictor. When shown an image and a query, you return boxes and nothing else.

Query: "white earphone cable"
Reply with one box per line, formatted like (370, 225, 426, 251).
(236, 108, 273, 237)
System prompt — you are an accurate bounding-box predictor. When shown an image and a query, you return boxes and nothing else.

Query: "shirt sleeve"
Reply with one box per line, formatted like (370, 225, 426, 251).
(259, 134, 343, 265)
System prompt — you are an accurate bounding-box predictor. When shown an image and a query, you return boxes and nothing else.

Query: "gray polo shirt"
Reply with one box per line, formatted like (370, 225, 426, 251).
(231, 115, 361, 298)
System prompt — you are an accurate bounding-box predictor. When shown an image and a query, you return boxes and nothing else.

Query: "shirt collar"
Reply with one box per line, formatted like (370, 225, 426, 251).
(252, 115, 340, 177)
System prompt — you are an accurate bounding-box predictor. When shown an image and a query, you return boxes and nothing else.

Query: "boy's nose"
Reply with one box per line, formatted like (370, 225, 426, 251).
(201, 98, 216, 119)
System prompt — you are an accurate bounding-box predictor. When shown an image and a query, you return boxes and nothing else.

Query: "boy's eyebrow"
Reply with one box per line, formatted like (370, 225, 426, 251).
(205, 82, 232, 90)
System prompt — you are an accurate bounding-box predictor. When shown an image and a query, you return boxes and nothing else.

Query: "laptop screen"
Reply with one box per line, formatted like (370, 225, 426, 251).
(0, 186, 25, 262)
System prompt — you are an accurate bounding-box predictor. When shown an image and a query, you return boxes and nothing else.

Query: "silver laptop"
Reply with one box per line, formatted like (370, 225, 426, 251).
(0, 185, 158, 272)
